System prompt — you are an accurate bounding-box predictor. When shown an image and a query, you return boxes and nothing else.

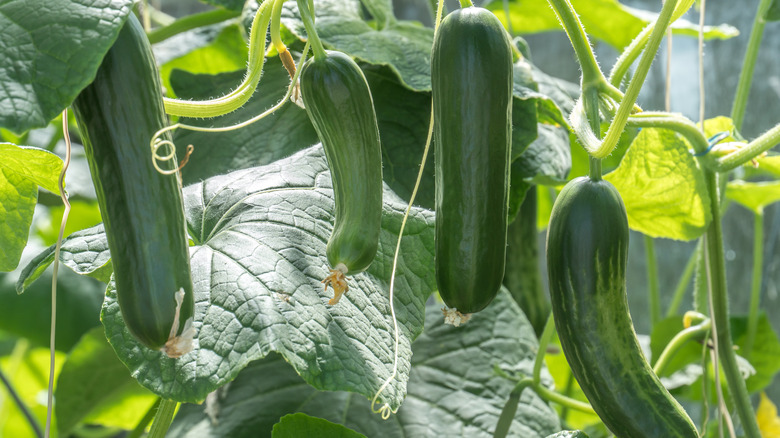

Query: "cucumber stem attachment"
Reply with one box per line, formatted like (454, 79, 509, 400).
(296, 0, 327, 60)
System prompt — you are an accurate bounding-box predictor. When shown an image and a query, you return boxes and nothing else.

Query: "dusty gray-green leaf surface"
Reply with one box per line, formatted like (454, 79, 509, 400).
(0, 0, 133, 133)
(168, 290, 560, 438)
(99, 145, 435, 407)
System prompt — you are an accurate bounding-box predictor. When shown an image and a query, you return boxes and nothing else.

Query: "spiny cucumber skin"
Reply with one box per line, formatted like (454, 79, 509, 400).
(546, 177, 698, 438)
(73, 15, 194, 351)
(300, 51, 383, 274)
(432, 7, 513, 314)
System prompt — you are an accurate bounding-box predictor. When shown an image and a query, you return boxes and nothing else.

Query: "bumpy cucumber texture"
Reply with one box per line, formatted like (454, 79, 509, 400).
(300, 51, 383, 305)
(432, 7, 513, 316)
(546, 177, 698, 438)
(72, 15, 195, 357)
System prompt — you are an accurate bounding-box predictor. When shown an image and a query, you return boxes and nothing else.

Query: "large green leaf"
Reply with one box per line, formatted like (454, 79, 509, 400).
(55, 327, 157, 436)
(604, 128, 711, 241)
(0, 0, 133, 133)
(768, 0, 780, 21)
(0, 143, 62, 271)
(168, 290, 561, 437)
(487, 0, 738, 50)
(726, 180, 780, 213)
(21, 145, 436, 409)
(272, 413, 366, 438)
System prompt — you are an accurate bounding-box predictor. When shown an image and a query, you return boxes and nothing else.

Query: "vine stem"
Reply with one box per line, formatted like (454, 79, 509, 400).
(162, 1, 273, 117)
(744, 210, 764, 358)
(652, 317, 710, 376)
(711, 122, 780, 172)
(645, 235, 660, 327)
(45, 110, 72, 438)
(545, 0, 602, 85)
(731, 0, 774, 131)
(146, 8, 240, 44)
(702, 169, 761, 438)
(127, 398, 161, 438)
(593, 0, 679, 158)
(665, 242, 699, 318)
(458, 0, 473, 8)
(297, 0, 327, 60)
(148, 399, 178, 438)
(0, 368, 43, 438)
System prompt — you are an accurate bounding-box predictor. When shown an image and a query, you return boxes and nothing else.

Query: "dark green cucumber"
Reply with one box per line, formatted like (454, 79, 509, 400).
(432, 7, 512, 314)
(72, 15, 194, 356)
(546, 177, 698, 438)
(299, 51, 382, 303)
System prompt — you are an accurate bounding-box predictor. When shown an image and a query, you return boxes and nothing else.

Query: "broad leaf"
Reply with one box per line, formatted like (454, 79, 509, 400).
(272, 413, 366, 438)
(0, 143, 62, 271)
(0, 268, 102, 351)
(168, 290, 561, 437)
(767, 0, 780, 21)
(726, 180, 780, 213)
(546, 432, 591, 438)
(604, 128, 711, 240)
(55, 327, 157, 436)
(21, 145, 436, 408)
(0, 0, 133, 133)
(756, 155, 780, 177)
(17, 224, 112, 293)
(487, 0, 738, 50)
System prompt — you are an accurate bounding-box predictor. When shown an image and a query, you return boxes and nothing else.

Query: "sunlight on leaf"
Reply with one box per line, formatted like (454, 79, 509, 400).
(726, 180, 780, 213)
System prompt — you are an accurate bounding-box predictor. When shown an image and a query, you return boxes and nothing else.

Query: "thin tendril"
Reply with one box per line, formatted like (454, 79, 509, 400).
(46, 110, 72, 438)
(151, 43, 311, 175)
(369, 0, 444, 418)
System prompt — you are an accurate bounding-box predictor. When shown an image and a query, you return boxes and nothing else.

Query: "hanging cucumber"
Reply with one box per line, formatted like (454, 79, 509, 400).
(432, 7, 513, 319)
(299, 50, 383, 305)
(546, 176, 698, 438)
(72, 14, 195, 358)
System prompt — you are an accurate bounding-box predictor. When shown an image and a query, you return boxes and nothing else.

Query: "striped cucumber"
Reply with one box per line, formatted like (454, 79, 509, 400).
(546, 176, 698, 437)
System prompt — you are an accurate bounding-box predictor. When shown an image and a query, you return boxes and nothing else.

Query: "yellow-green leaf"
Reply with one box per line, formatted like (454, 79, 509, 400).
(726, 180, 780, 213)
(604, 129, 711, 240)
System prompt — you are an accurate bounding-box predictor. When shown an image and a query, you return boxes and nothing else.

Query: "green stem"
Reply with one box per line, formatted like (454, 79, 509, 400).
(594, 0, 678, 158)
(534, 314, 556, 384)
(458, 0, 473, 8)
(162, 2, 273, 117)
(545, 0, 603, 85)
(665, 242, 699, 318)
(744, 211, 764, 358)
(583, 85, 603, 180)
(148, 399, 178, 438)
(731, 0, 774, 131)
(297, 0, 327, 60)
(626, 111, 709, 153)
(712, 122, 780, 172)
(0, 368, 43, 438)
(609, 0, 695, 87)
(702, 170, 761, 438)
(644, 235, 661, 327)
(493, 379, 533, 438)
(652, 318, 711, 376)
(146, 8, 240, 44)
(533, 383, 596, 415)
(127, 398, 161, 438)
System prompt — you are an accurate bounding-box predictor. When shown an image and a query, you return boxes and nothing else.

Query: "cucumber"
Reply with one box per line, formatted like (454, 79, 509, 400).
(72, 15, 195, 357)
(546, 176, 698, 438)
(432, 7, 513, 316)
(299, 51, 383, 305)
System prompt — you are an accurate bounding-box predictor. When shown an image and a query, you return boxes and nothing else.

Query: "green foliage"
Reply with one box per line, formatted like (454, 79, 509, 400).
(0, 144, 62, 271)
(0, 0, 134, 133)
(272, 413, 366, 438)
(55, 327, 157, 436)
(604, 128, 712, 241)
(726, 180, 780, 213)
(168, 290, 560, 437)
(486, 0, 738, 50)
